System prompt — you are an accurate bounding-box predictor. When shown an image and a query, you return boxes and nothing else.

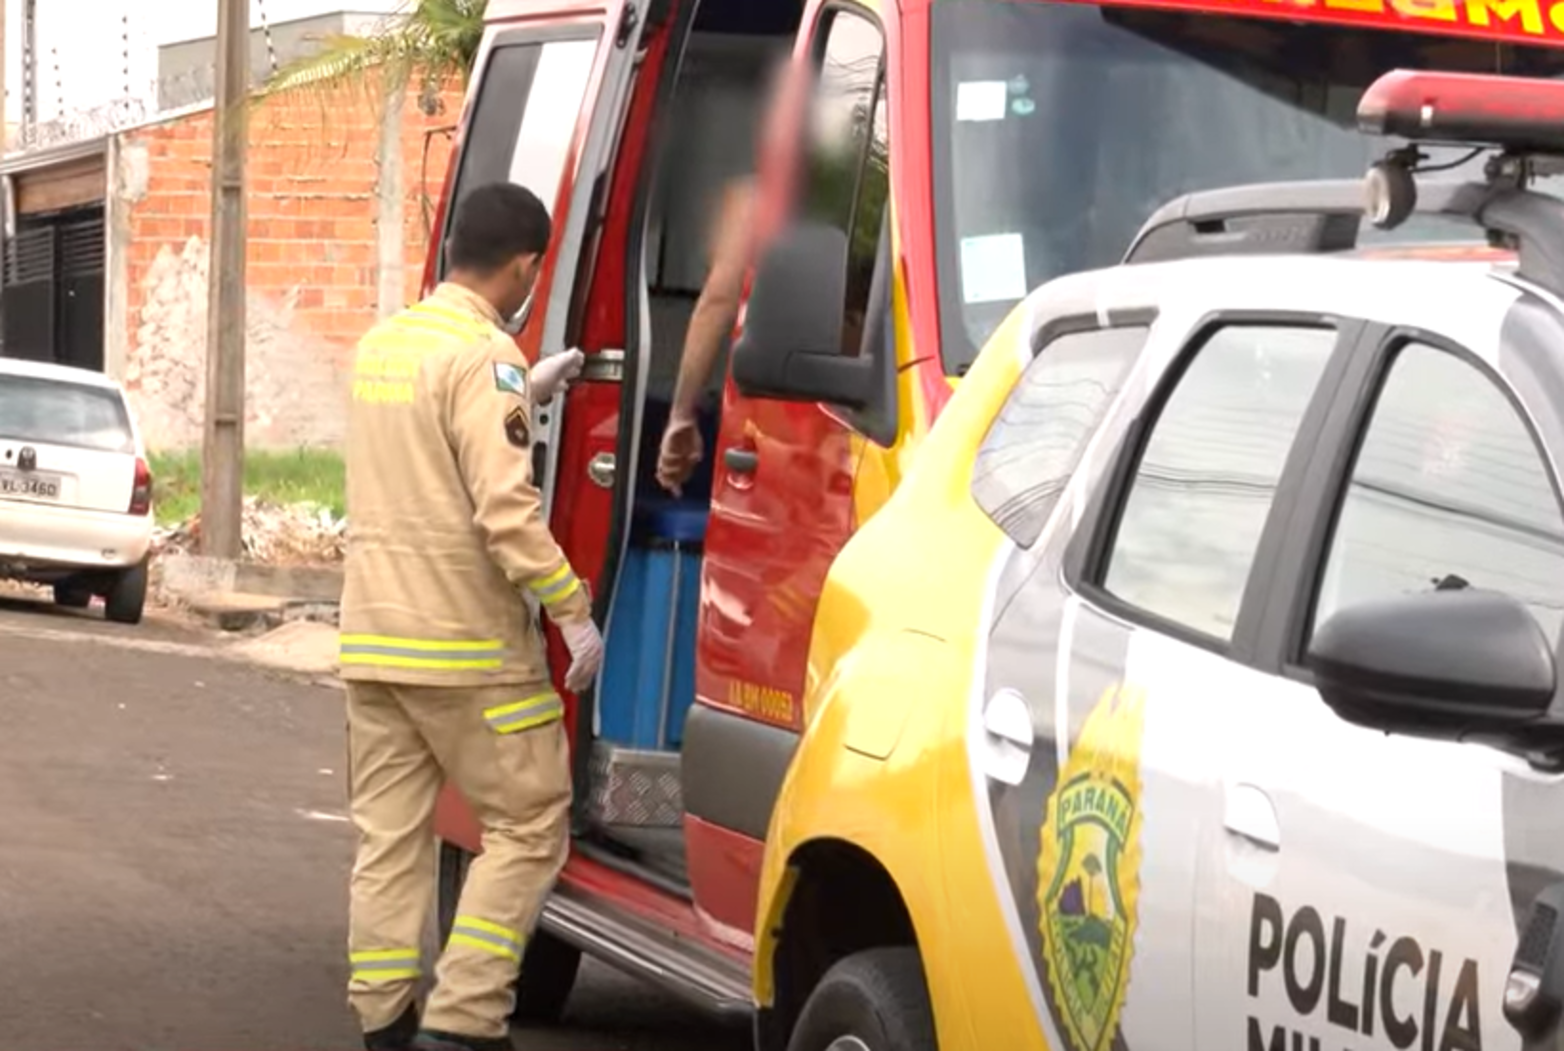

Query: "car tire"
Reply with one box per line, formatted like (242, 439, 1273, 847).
(53, 582, 92, 609)
(785, 947, 937, 1051)
(436, 841, 581, 1025)
(105, 559, 148, 625)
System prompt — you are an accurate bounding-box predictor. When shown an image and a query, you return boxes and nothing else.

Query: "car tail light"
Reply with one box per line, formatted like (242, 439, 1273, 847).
(129, 457, 152, 516)
(1358, 69, 1564, 154)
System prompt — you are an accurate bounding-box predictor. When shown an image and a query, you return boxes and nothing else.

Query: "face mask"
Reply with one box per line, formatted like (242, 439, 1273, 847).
(502, 290, 534, 336)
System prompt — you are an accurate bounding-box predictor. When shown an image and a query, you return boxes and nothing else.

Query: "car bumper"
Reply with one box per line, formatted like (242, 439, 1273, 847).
(0, 500, 154, 580)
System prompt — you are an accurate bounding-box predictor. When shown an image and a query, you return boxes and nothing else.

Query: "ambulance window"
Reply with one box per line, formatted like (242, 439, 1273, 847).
(1102, 324, 1335, 643)
(1309, 341, 1564, 646)
(972, 325, 1145, 547)
(800, 7, 887, 355)
(439, 32, 600, 275)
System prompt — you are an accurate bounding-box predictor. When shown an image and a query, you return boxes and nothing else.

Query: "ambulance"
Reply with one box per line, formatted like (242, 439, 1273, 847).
(421, 0, 1564, 1045)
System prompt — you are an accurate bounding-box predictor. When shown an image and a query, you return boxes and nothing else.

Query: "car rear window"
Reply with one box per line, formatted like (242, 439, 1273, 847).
(0, 374, 135, 453)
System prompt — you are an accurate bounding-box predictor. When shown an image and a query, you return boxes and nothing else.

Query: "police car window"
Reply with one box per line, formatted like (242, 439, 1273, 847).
(972, 325, 1146, 547)
(1103, 324, 1335, 642)
(440, 33, 600, 276)
(1311, 341, 1564, 645)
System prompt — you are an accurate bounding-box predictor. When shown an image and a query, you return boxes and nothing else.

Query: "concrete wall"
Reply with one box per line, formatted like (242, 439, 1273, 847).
(108, 78, 460, 452)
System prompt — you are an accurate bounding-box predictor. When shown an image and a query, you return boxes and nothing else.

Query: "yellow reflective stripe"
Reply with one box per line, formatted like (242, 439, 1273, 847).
(350, 947, 421, 983)
(449, 915, 525, 962)
(394, 313, 483, 343)
(339, 634, 503, 652)
(482, 692, 563, 734)
(416, 301, 495, 330)
(406, 303, 492, 338)
(528, 564, 582, 607)
(339, 634, 506, 671)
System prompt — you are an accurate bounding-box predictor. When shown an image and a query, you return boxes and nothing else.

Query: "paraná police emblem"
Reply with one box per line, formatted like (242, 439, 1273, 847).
(1037, 681, 1146, 1051)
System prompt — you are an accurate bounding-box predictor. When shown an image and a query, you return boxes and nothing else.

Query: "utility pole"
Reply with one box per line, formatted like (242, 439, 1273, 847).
(20, 0, 33, 140)
(0, 0, 8, 152)
(201, 0, 249, 558)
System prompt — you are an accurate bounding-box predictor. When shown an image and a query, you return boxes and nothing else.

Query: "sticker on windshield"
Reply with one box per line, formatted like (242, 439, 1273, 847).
(960, 233, 1028, 304)
(956, 80, 1008, 123)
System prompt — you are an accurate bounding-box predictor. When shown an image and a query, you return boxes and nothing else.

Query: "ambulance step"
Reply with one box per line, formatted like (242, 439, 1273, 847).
(539, 881, 752, 1020)
(586, 740, 684, 828)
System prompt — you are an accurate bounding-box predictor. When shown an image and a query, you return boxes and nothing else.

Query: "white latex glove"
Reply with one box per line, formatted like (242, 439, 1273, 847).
(560, 617, 605, 694)
(532, 348, 585, 406)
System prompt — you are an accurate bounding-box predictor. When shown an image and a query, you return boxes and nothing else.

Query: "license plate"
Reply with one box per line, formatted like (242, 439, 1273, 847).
(0, 469, 62, 500)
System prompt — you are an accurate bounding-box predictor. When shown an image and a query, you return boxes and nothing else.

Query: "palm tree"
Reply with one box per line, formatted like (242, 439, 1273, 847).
(257, 0, 487, 113)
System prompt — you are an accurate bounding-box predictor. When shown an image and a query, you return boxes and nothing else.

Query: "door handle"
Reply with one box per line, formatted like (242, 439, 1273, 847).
(1505, 881, 1564, 1043)
(587, 452, 615, 489)
(1223, 782, 1280, 851)
(724, 447, 759, 474)
(979, 689, 1034, 787)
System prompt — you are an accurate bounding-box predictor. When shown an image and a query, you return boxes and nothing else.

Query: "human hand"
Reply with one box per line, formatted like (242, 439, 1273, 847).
(559, 617, 604, 694)
(655, 412, 703, 498)
(532, 348, 586, 406)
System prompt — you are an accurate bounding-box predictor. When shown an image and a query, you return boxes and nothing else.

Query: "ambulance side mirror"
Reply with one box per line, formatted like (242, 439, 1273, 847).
(731, 221, 874, 410)
(1308, 588, 1557, 746)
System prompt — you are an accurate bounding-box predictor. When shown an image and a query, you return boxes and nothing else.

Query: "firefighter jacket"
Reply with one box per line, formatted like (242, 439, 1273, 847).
(338, 282, 592, 689)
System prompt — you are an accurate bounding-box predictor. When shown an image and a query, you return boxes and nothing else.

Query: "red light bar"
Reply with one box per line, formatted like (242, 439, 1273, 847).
(1358, 70, 1564, 155)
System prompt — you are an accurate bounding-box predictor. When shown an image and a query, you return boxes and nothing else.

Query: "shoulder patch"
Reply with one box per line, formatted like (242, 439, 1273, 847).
(493, 362, 529, 398)
(504, 406, 530, 449)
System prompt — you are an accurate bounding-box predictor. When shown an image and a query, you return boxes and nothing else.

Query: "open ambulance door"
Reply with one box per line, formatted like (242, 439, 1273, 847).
(431, 0, 651, 852)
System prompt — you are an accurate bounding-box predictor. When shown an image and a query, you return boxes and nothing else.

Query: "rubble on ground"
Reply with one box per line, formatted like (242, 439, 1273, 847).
(153, 496, 346, 565)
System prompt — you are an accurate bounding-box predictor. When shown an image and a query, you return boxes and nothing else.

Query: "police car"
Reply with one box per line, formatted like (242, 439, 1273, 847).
(744, 70, 1564, 1051)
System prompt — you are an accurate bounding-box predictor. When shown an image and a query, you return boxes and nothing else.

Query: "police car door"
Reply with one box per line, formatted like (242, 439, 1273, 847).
(970, 304, 1350, 1051)
(1185, 302, 1564, 1051)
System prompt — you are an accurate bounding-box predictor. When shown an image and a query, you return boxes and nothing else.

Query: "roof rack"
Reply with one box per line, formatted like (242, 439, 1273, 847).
(1121, 179, 1495, 265)
(1119, 68, 1564, 300)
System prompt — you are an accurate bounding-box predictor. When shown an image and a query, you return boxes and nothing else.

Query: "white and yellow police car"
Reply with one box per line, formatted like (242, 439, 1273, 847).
(746, 69, 1564, 1051)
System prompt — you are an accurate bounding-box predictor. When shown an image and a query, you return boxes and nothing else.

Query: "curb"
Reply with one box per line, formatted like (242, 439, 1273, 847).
(154, 553, 342, 633)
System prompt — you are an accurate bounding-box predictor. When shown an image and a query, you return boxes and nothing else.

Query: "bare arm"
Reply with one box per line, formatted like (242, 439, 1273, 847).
(669, 179, 755, 420)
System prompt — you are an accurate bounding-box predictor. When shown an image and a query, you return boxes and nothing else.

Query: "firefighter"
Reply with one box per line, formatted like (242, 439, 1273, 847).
(338, 180, 604, 1051)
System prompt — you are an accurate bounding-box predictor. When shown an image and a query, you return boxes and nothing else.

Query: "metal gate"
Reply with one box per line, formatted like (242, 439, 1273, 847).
(2, 224, 56, 361)
(1, 205, 105, 369)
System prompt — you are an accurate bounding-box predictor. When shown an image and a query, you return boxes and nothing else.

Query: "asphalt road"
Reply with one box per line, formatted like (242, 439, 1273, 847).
(0, 591, 750, 1051)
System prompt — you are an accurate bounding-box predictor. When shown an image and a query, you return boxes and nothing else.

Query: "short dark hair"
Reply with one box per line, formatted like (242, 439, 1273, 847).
(446, 182, 552, 274)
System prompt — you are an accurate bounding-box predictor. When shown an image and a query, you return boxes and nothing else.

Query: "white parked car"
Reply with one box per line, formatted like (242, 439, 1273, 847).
(0, 357, 154, 624)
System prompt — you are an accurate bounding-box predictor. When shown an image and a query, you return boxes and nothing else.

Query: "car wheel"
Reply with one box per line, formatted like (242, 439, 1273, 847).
(53, 582, 92, 609)
(105, 559, 148, 625)
(785, 948, 937, 1051)
(436, 841, 581, 1025)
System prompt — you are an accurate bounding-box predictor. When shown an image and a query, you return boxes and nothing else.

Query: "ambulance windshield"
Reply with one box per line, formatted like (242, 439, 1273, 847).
(930, 0, 1564, 373)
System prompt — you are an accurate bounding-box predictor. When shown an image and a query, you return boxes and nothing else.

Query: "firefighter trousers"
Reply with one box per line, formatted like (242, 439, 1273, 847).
(344, 680, 571, 1040)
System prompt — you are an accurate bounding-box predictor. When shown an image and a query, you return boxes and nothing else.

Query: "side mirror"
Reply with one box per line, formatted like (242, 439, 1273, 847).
(731, 221, 874, 409)
(1309, 588, 1557, 742)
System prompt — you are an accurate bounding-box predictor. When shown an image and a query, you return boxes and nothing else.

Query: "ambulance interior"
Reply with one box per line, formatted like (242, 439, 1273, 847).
(586, 0, 806, 888)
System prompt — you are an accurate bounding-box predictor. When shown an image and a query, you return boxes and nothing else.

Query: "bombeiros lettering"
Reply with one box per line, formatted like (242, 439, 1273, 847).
(1244, 0, 1563, 37)
(1246, 893, 1481, 1051)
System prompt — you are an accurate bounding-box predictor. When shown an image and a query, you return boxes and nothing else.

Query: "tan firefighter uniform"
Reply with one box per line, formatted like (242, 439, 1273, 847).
(339, 282, 591, 1040)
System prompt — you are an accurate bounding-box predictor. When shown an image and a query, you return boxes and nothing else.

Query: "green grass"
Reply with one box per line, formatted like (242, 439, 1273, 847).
(148, 448, 346, 527)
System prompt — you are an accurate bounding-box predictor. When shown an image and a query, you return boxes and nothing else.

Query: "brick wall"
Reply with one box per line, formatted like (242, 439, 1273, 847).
(113, 76, 462, 452)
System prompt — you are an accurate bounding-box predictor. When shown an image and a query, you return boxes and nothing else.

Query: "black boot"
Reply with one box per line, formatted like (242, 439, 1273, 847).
(411, 1028, 512, 1051)
(364, 1004, 420, 1051)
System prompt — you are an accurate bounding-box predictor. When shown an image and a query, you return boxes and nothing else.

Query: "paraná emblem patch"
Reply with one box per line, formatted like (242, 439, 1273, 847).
(493, 361, 528, 398)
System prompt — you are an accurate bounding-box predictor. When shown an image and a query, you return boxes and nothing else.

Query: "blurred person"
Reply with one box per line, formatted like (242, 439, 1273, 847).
(655, 53, 812, 497)
(337, 181, 604, 1051)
